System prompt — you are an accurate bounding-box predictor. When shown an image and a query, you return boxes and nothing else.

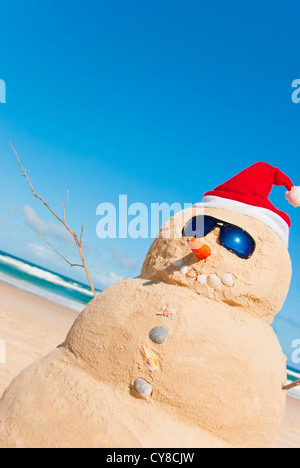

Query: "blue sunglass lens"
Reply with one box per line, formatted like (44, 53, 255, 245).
(183, 216, 216, 238)
(183, 216, 255, 259)
(219, 225, 255, 259)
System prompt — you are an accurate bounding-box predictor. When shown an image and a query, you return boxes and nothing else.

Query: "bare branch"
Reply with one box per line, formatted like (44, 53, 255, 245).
(62, 190, 69, 222)
(35, 230, 84, 268)
(282, 379, 300, 391)
(80, 225, 84, 247)
(10, 143, 97, 297)
(10, 143, 74, 238)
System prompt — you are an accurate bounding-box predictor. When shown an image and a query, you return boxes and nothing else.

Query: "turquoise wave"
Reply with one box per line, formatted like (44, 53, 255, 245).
(0, 250, 98, 312)
(287, 366, 300, 400)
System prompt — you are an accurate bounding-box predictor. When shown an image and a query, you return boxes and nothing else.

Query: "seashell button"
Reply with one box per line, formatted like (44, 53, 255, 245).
(221, 273, 235, 287)
(149, 326, 168, 344)
(134, 378, 153, 398)
(207, 273, 221, 289)
(143, 347, 159, 371)
(157, 307, 177, 319)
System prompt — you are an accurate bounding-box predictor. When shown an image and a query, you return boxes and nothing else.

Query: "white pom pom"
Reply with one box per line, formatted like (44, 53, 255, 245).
(286, 186, 300, 207)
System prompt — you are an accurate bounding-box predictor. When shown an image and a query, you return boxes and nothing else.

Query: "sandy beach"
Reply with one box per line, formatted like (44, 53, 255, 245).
(0, 281, 299, 448)
(0, 282, 77, 396)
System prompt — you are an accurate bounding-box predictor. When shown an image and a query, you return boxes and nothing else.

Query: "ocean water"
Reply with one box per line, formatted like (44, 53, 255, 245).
(0, 250, 95, 313)
(0, 250, 299, 399)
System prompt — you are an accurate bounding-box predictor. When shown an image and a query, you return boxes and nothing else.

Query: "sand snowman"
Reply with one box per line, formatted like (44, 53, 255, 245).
(0, 162, 299, 448)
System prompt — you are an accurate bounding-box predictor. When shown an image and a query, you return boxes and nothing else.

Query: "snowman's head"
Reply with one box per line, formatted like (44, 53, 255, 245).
(141, 205, 292, 323)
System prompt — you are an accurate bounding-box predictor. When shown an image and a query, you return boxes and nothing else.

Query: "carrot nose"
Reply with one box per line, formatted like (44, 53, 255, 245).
(187, 237, 211, 260)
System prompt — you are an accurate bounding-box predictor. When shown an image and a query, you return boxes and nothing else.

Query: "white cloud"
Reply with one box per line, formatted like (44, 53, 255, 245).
(21, 205, 73, 243)
(90, 267, 124, 289)
(105, 246, 142, 272)
(27, 243, 53, 260)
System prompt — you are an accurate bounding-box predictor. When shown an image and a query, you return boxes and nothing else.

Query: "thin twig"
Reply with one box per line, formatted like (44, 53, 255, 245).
(62, 190, 69, 223)
(10, 143, 74, 238)
(35, 230, 83, 268)
(80, 225, 84, 247)
(282, 379, 300, 391)
(10, 143, 97, 297)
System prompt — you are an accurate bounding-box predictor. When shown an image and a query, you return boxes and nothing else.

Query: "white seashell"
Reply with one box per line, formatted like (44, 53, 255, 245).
(197, 274, 207, 285)
(172, 258, 184, 268)
(134, 378, 153, 398)
(207, 273, 221, 289)
(180, 265, 189, 275)
(221, 273, 235, 287)
(149, 326, 168, 344)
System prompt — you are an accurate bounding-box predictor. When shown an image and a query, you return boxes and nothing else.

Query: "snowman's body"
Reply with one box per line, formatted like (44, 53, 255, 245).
(0, 207, 291, 448)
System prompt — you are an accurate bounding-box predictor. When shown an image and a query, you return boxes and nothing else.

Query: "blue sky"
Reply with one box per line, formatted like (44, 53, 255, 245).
(1, 1, 300, 365)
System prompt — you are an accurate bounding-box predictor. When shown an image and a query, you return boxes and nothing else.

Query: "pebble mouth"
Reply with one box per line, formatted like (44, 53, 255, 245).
(173, 258, 235, 289)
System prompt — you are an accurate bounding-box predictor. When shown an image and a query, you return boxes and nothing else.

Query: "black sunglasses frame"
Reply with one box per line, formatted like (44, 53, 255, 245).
(182, 215, 256, 260)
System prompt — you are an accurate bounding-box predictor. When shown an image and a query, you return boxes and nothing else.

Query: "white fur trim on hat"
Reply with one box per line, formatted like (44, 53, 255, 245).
(194, 195, 289, 247)
(286, 186, 300, 208)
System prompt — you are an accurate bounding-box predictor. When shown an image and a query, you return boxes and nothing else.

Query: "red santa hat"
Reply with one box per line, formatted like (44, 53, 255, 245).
(195, 162, 300, 247)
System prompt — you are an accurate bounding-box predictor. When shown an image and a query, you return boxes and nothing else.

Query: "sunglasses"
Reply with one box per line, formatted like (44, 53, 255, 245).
(182, 215, 256, 259)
